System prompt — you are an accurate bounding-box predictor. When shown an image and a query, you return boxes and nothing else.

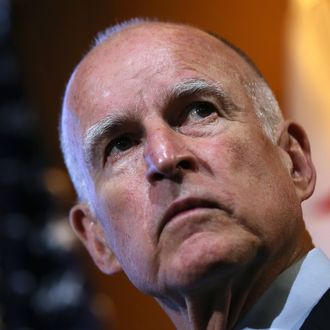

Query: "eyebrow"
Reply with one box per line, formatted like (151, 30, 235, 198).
(167, 78, 240, 116)
(83, 78, 237, 169)
(84, 113, 131, 168)
(169, 78, 226, 100)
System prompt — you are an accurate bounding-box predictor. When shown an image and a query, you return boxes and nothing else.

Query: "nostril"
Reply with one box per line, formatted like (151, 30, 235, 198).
(152, 172, 165, 181)
(177, 159, 192, 170)
(147, 171, 165, 181)
(148, 160, 192, 182)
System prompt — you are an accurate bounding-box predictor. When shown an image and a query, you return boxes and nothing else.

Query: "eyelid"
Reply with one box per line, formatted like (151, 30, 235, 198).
(179, 100, 220, 123)
(185, 100, 218, 111)
(103, 133, 140, 166)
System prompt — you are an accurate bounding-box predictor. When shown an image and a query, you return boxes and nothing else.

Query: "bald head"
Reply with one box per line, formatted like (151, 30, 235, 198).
(60, 19, 282, 202)
(57, 20, 319, 330)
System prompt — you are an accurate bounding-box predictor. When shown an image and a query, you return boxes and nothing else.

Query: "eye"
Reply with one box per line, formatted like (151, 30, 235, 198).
(105, 134, 137, 158)
(186, 102, 218, 121)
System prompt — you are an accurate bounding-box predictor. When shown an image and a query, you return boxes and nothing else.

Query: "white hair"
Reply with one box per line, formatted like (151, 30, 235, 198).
(60, 18, 283, 201)
(93, 17, 150, 46)
(60, 18, 149, 202)
(244, 80, 282, 142)
(60, 97, 88, 202)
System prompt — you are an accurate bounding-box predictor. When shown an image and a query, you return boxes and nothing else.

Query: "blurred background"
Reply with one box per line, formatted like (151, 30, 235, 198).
(1, 0, 329, 329)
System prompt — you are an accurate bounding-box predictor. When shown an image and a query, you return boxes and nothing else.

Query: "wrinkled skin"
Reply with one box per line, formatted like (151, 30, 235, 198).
(63, 23, 315, 329)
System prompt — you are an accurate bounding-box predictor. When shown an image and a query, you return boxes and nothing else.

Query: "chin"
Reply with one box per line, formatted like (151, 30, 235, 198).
(161, 230, 262, 293)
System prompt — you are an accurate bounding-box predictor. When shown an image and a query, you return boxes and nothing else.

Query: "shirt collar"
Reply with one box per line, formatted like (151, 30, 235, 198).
(234, 248, 330, 330)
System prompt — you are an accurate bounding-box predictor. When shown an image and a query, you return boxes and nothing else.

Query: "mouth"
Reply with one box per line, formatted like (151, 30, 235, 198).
(158, 197, 221, 239)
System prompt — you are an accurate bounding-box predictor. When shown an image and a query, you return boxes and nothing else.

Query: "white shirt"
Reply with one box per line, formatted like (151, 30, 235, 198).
(234, 248, 330, 330)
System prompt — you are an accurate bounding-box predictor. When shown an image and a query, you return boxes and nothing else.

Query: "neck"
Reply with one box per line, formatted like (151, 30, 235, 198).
(157, 263, 263, 330)
(158, 282, 232, 330)
(156, 242, 313, 330)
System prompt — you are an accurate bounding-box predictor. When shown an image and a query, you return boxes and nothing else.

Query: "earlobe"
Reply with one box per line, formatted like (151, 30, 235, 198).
(277, 120, 316, 201)
(69, 203, 122, 275)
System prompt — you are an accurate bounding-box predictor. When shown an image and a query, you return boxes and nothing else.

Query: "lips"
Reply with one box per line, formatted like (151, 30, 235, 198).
(158, 197, 221, 239)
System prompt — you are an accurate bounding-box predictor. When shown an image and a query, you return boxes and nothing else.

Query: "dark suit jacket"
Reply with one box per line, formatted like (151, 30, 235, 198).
(300, 288, 330, 329)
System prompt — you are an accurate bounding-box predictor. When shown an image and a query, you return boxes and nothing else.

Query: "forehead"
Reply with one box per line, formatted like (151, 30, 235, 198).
(67, 23, 255, 133)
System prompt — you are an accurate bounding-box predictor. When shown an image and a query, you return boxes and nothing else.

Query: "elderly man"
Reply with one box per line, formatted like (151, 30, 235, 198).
(60, 19, 330, 329)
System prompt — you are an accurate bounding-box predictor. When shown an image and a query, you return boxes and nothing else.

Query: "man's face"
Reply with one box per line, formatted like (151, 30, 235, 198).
(67, 24, 303, 298)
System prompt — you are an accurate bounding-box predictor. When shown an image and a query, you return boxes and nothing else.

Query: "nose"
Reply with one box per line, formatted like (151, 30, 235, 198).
(144, 126, 196, 182)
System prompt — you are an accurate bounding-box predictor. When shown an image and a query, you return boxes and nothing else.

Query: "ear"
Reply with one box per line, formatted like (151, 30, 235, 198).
(69, 203, 122, 275)
(276, 120, 316, 201)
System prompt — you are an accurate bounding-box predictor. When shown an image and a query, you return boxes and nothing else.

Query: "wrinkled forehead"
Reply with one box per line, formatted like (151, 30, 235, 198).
(65, 23, 253, 133)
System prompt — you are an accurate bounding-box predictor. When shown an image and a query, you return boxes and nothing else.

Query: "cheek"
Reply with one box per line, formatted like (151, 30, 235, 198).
(93, 172, 157, 264)
(199, 130, 264, 181)
(202, 131, 299, 240)
(217, 130, 278, 185)
(97, 177, 146, 240)
(95, 179, 162, 292)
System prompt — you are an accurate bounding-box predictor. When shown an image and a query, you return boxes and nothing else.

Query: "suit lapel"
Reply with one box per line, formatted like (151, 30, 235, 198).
(300, 288, 330, 329)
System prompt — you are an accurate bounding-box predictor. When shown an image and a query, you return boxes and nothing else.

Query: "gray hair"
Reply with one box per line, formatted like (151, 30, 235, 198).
(60, 18, 283, 201)
(60, 18, 149, 202)
(244, 80, 282, 141)
(60, 95, 88, 202)
(210, 34, 283, 141)
(93, 17, 151, 46)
